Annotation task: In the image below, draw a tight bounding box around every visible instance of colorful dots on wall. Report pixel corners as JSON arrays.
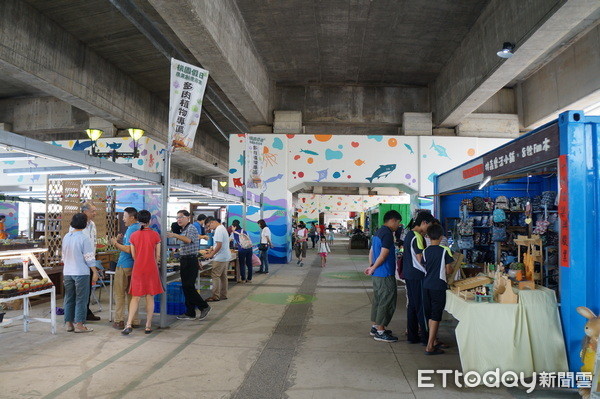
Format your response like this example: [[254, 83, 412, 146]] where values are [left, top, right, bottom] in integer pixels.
[[351, 142, 359, 148], [307, 157, 314, 164], [273, 137, 284, 150], [298, 172, 305, 178], [137, 159, 144, 165], [333, 172, 341, 178], [229, 168, 238, 174], [325, 149, 343, 160], [388, 138, 397, 147], [307, 140, 312, 144], [467, 148, 476, 156], [294, 155, 301, 160], [338, 145, 343, 149], [314, 135, 332, 142], [286, 134, 296, 139]]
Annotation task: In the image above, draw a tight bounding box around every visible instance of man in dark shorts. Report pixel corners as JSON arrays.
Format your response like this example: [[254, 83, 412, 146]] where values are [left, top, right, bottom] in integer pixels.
[[422, 223, 454, 355], [364, 210, 402, 342]]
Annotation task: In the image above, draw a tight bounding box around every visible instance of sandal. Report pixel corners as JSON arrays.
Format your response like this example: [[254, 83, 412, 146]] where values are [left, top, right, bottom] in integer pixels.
[[65, 323, 74, 332], [144, 327, 153, 334], [435, 341, 450, 349], [121, 325, 133, 335], [425, 348, 445, 355], [206, 297, 220, 302], [74, 326, 93, 333]]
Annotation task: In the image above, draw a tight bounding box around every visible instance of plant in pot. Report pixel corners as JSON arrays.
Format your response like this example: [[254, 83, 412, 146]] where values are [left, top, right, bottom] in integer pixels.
[[509, 262, 525, 281]]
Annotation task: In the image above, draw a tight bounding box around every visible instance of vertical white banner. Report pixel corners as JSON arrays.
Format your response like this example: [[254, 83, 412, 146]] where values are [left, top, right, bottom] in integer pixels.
[[168, 58, 209, 152], [245, 134, 265, 188]]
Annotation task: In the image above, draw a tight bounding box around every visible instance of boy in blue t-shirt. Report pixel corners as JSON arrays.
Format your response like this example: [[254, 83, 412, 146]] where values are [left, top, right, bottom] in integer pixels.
[[422, 223, 454, 355], [364, 210, 402, 343]]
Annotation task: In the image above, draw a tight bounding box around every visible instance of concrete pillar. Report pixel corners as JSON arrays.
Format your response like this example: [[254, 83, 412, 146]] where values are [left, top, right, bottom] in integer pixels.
[[88, 117, 116, 137], [273, 111, 302, 134], [402, 113, 432, 136], [456, 114, 520, 138]]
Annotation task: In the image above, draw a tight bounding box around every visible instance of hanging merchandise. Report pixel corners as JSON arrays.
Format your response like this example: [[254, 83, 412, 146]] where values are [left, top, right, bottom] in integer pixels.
[[458, 218, 474, 236], [509, 197, 524, 211], [484, 197, 495, 211], [458, 235, 474, 250], [472, 196, 486, 212], [493, 208, 506, 223], [541, 191, 557, 209], [492, 225, 507, 242], [495, 196, 509, 210], [461, 198, 473, 212]]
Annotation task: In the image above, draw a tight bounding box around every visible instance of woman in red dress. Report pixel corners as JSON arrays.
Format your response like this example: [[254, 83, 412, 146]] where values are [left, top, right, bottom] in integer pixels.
[[122, 210, 163, 335]]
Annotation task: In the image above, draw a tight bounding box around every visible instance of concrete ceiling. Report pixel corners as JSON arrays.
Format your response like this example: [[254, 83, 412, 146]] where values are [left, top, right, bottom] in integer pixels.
[[16, 0, 245, 143], [235, 0, 490, 85]]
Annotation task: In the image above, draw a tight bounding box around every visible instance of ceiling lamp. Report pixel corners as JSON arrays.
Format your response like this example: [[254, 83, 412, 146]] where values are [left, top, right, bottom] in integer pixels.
[[85, 128, 145, 162], [497, 42, 515, 59]]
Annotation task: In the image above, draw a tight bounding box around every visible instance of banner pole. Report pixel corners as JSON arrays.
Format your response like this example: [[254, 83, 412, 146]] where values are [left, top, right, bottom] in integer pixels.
[[159, 146, 170, 329]]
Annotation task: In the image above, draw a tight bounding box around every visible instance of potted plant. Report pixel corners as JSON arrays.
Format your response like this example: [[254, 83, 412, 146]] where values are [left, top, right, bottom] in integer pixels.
[[509, 262, 525, 281]]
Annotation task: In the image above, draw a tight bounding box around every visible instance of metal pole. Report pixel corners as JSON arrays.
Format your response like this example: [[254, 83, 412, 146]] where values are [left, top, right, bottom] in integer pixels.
[[159, 148, 171, 328], [242, 149, 247, 230]]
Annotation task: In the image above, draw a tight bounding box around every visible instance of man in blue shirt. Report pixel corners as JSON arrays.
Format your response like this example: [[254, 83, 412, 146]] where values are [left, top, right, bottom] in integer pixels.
[[364, 210, 402, 342], [110, 207, 141, 330]]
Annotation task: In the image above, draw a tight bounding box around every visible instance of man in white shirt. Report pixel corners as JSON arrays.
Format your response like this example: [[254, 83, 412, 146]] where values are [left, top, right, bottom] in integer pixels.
[[204, 216, 231, 301]]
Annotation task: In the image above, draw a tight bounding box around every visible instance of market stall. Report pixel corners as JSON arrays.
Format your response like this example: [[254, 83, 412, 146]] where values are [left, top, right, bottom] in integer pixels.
[[0, 128, 241, 330], [434, 111, 600, 372]]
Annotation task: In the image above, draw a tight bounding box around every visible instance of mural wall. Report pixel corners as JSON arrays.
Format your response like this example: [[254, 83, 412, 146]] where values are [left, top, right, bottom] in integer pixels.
[[296, 194, 410, 224], [0, 202, 18, 238], [229, 134, 509, 263]]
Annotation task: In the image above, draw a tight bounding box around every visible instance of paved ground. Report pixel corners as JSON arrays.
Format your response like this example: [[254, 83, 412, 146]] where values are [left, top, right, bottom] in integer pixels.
[[0, 236, 578, 398]]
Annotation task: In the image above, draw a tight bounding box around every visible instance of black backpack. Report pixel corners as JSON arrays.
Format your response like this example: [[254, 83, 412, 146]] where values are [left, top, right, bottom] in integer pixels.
[[472, 196, 486, 212]]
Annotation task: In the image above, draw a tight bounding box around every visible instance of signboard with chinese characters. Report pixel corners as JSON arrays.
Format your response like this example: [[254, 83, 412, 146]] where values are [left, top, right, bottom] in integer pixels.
[[483, 123, 559, 178], [558, 155, 569, 267], [168, 58, 209, 152], [245, 135, 265, 188]]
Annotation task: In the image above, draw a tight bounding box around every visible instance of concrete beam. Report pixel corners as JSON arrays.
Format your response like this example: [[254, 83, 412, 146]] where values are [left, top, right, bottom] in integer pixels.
[[147, 0, 272, 125], [433, 0, 600, 127], [0, 97, 89, 135], [277, 84, 429, 135], [402, 113, 432, 136], [0, 0, 168, 141], [519, 24, 600, 129]]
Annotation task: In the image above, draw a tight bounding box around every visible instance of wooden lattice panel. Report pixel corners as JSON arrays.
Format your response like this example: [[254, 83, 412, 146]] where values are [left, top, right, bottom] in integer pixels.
[[60, 180, 82, 238], [45, 178, 63, 266], [106, 188, 117, 250]]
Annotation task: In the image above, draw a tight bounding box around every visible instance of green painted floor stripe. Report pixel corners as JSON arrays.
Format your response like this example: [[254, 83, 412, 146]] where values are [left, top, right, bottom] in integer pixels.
[[42, 270, 281, 399]]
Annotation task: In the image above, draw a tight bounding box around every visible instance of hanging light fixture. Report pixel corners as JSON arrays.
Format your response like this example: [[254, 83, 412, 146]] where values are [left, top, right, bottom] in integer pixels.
[[85, 128, 145, 162], [496, 42, 515, 59]]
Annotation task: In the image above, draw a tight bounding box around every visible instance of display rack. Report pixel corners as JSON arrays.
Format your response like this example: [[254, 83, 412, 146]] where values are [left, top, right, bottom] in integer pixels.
[[0, 248, 56, 334]]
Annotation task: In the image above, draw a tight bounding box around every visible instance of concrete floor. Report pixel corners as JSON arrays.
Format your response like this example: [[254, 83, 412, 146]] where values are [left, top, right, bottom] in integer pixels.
[[0, 236, 579, 398]]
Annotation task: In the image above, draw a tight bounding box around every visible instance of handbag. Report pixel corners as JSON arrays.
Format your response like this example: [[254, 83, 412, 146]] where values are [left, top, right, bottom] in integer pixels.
[[258, 243, 269, 251], [251, 253, 261, 267]]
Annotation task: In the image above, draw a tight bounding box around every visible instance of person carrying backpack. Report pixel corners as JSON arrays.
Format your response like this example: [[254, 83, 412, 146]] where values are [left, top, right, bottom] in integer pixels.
[[230, 220, 254, 283]]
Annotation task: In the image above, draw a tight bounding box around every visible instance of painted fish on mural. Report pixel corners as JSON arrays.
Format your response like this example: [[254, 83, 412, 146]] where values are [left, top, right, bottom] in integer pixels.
[[427, 172, 438, 183], [354, 159, 365, 166], [233, 177, 244, 188], [404, 144, 414, 154], [262, 174, 284, 190], [30, 175, 41, 183], [107, 142, 123, 150], [72, 140, 93, 151], [28, 160, 39, 168], [314, 169, 328, 182], [430, 140, 451, 159], [366, 164, 396, 183], [300, 149, 319, 156]]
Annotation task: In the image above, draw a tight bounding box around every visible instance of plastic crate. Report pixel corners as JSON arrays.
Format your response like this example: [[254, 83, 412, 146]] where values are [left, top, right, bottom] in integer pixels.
[[154, 281, 186, 315]]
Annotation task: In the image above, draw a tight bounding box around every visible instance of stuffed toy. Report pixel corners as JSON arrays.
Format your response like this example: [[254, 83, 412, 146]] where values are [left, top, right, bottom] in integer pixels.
[[577, 306, 599, 399]]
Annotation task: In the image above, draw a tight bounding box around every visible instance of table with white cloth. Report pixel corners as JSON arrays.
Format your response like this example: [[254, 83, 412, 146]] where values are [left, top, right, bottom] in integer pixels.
[[444, 286, 569, 377]]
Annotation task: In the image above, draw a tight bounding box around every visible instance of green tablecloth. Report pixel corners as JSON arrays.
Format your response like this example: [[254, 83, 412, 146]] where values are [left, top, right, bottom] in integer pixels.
[[445, 286, 568, 377]]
